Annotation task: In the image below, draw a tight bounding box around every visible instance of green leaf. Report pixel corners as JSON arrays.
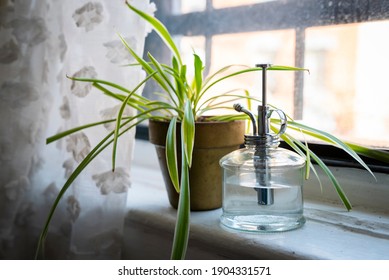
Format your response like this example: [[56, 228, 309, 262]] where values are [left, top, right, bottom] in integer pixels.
[[193, 54, 203, 98], [199, 65, 308, 105], [125, 1, 182, 65], [117, 34, 173, 96], [180, 64, 189, 100], [207, 114, 248, 122], [202, 64, 249, 87], [69, 77, 148, 111], [279, 131, 323, 191], [68, 76, 151, 113], [200, 92, 250, 108], [112, 72, 157, 171], [46, 118, 119, 144], [38, 115, 150, 258], [344, 142, 389, 164], [199, 67, 260, 102], [112, 94, 133, 172], [67, 75, 133, 96], [276, 124, 312, 180], [172, 56, 184, 106], [37, 131, 116, 259], [311, 150, 352, 210], [147, 52, 180, 106], [166, 117, 180, 193], [182, 101, 195, 166], [197, 90, 260, 116], [268, 65, 309, 72], [171, 126, 191, 260], [302, 134, 311, 180], [47, 105, 174, 146], [287, 120, 375, 179], [91, 82, 145, 107], [286, 134, 352, 210]]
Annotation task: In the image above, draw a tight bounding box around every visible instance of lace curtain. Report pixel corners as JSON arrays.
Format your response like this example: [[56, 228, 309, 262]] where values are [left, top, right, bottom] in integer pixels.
[[0, 0, 155, 259]]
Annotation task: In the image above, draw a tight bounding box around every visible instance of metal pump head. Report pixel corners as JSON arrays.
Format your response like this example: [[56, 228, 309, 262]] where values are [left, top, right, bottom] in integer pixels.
[[234, 64, 287, 206], [255, 64, 273, 205], [256, 64, 271, 137]]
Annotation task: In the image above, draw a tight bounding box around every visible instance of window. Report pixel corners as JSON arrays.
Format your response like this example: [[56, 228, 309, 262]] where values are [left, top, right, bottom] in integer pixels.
[[129, 1, 389, 261], [140, 0, 389, 170]]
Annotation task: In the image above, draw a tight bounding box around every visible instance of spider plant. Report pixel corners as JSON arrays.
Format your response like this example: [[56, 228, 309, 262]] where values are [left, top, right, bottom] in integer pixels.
[[36, 1, 389, 260]]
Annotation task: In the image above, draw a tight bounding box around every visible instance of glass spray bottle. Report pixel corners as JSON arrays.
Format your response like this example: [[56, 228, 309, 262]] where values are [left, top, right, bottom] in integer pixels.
[[220, 64, 306, 232]]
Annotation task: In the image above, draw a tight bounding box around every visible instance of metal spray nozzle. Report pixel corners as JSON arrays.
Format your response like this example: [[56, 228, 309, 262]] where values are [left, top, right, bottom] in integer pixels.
[[234, 103, 257, 135]]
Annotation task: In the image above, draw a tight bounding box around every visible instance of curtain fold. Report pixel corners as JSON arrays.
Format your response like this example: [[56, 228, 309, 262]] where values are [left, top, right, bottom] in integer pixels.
[[0, 0, 155, 259]]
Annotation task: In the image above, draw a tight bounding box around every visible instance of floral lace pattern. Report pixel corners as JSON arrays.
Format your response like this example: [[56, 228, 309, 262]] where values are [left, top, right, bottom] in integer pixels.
[[0, 82, 39, 108], [0, 38, 19, 64], [70, 66, 97, 97], [100, 105, 132, 130], [92, 168, 131, 195], [0, 0, 153, 259], [7, 17, 48, 46], [104, 38, 137, 64], [72, 2, 104, 32], [66, 133, 91, 163]]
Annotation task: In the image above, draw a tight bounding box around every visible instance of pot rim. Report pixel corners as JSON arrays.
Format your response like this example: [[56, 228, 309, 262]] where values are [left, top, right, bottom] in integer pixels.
[[148, 117, 246, 148], [149, 116, 245, 125]]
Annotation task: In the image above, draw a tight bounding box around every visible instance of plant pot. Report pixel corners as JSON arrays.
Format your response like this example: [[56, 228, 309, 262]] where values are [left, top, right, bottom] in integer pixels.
[[148, 118, 245, 211]]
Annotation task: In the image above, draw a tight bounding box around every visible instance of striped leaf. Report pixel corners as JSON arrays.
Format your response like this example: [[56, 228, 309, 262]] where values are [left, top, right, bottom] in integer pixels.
[[166, 117, 180, 193]]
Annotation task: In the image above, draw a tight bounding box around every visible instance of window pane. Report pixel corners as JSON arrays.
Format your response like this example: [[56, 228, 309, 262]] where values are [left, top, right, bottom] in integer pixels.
[[164, 1, 389, 149], [173, 0, 206, 14], [209, 30, 295, 115], [304, 21, 389, 148], [213, 0, 275, 9]]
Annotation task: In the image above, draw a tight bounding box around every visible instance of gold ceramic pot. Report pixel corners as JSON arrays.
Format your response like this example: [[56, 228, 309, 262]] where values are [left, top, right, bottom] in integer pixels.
[[149, 118, 245, 210]]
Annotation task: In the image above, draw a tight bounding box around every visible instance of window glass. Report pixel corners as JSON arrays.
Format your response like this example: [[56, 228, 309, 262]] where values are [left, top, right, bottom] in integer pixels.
[[213, 0, 276, 9], [173, 0, 206, 14], [304, 21, 389, 148], [210, 30, 295, 114], [174, 0, 276, 12], [162, 0, 389, 149], [180, 30, 295, 116]]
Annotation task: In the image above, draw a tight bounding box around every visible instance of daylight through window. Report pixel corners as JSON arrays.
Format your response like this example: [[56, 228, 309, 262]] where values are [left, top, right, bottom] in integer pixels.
[[145, 0, 389, 149]]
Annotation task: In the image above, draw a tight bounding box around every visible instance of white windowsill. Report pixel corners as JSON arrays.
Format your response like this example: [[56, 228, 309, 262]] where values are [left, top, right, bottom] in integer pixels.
[[122, 140, 389, 260]]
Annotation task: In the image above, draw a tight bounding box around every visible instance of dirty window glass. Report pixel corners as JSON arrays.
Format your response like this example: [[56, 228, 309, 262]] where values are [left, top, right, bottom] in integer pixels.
[[154, 0, 389, 148]]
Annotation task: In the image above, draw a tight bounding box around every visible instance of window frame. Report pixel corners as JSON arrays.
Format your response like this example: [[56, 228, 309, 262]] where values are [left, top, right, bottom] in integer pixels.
[[137, 0, 389, 174]]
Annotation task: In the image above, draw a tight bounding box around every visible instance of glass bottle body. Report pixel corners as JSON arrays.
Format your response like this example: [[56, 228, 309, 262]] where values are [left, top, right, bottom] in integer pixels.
[[220, 144, 305, 232]]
